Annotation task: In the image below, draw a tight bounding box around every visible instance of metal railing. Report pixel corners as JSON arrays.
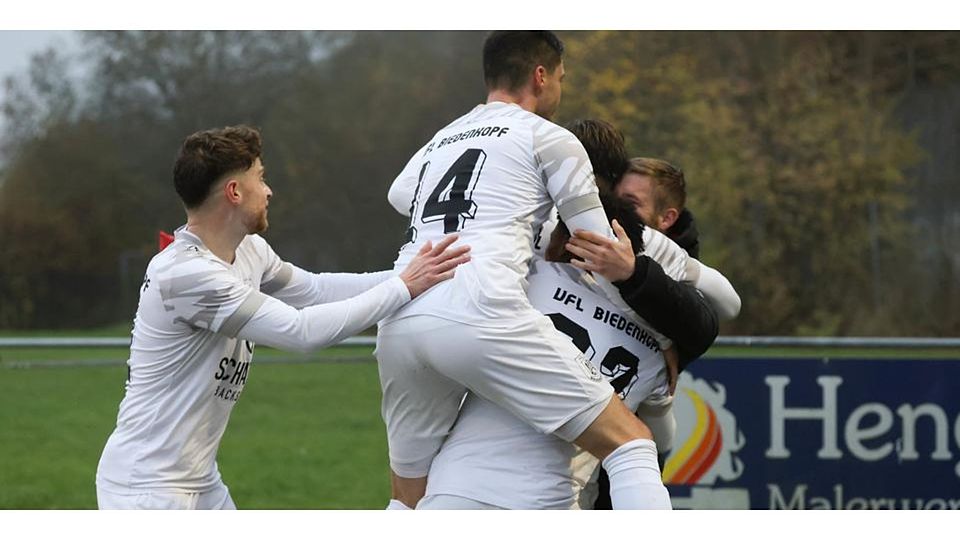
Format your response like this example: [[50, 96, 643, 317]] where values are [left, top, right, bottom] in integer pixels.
[[1, 336, 959, 349], [2, 335, 956, 370]]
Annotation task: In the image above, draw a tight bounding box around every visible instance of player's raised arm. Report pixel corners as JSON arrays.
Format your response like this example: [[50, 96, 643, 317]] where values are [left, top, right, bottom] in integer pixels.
[[689, 262, 741, 321], [536, 122, 615, 241], [572, 219, 741, 321], [533, 122, 664, 342]]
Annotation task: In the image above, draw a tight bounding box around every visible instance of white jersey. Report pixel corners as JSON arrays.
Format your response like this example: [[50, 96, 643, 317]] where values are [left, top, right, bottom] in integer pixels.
[[96, 229, 288, 492], [424, 259, 669, 509], [97, 227, 405, 493], [385, 101, 603, 326]]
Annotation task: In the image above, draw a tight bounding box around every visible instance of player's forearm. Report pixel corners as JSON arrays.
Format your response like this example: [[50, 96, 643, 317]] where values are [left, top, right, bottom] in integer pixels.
[[268, 265, 396, 307], [557, 196, 614, 241], [236, 276, 411, 353], [614, 255, 719, 365], [691, 262, 741, 321], [640, 227, 741, 321]]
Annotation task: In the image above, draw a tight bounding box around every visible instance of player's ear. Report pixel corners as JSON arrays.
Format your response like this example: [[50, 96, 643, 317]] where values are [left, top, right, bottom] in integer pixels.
[[660, 207, 680, 231], [223, 178, 242, 206], [533, 65, 547, 94]]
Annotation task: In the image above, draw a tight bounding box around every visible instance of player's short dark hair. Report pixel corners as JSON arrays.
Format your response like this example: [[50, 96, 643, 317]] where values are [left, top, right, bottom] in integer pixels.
[[622, 157, 687, 213], [557, 193, 645, 254], [173, 125, 263, 209], [566, 119, 629, 190], [483, 31, 564, 92]]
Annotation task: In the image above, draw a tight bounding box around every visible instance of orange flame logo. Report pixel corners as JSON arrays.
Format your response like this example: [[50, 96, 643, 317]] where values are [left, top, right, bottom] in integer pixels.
[[663, 388, 723, 484]]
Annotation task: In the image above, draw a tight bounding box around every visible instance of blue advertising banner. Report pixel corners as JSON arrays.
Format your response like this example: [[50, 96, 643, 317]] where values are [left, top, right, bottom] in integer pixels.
[[665, 358, 960, 509]]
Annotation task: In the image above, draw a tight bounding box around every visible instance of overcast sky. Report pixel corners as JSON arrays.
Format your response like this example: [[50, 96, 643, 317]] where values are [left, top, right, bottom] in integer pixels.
[[0, 31, 79, 134], [0, 30, 77, 83]]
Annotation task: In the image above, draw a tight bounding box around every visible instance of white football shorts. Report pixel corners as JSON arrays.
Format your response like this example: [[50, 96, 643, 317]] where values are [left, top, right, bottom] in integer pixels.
[[418, 494, 506, 510], [96, 480, 236, 510], [376, 313, 614, 478]]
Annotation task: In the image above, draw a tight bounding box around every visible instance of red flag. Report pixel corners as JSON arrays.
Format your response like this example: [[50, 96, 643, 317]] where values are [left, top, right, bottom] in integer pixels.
[[158, 230, 175, 252]]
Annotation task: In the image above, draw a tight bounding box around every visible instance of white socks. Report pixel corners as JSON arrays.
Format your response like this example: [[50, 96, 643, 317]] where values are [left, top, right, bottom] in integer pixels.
[[385, 499, 412, 510], [601, 438, 673, 509]]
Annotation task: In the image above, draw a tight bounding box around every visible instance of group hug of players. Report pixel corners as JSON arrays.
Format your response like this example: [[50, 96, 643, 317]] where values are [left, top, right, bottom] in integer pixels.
[[94, 31, 740, 510]]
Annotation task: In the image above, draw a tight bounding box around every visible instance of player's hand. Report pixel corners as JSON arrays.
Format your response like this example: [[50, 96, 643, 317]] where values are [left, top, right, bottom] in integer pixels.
[[565, 220, 636, 282], [664, 345, 679, 396], [399, 234, 471, 299]]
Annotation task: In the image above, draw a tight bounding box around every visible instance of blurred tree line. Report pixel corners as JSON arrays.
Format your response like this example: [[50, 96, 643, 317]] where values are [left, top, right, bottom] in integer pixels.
[[0, 31, 957, 336]]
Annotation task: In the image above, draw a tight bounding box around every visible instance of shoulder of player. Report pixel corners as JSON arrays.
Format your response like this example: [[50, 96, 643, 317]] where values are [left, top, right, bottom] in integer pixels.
[[530, 118, 576, 143], [148, 241, 237, 294], [238, 234, 287, 274], [525, 119, 582, 160], [238, 233, 271, 257]]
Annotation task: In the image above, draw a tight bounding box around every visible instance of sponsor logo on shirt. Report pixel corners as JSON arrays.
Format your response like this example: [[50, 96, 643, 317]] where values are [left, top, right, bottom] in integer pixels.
[[576, 352, 602, 382], [212, 341, 254, 402]]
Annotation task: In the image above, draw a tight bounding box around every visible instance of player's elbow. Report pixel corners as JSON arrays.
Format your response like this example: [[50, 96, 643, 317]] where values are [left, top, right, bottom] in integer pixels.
[[387, 183, 411, 216], [695, 264, 741, 322], [715, 292, 741, 321]]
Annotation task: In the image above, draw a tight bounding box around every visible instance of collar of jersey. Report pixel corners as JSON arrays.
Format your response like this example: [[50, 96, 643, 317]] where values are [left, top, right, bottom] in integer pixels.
[[483, 100, 522, 112], [174, 225, 243, 268]]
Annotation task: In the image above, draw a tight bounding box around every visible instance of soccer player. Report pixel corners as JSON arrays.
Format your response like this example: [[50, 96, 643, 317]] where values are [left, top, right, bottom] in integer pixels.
[[569, 150, 739, 508], [94, 125, 470, 510], [377, 31, 672, 510], [417, 195, 712, 509], [616, 158, 701, 258], [530, 119, 737, 509]]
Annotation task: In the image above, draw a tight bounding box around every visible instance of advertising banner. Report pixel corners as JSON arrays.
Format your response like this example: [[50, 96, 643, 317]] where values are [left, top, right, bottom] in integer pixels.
[[666, 358, 960, 510]]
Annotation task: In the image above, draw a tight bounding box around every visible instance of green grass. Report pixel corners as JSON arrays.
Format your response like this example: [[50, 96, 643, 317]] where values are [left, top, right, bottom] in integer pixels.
[[0, 359, 390, 509], [0, 364, 126, 508], [220, 362, 390, 509], [2, 338, 958, 509], [0, 345, 372, 365]]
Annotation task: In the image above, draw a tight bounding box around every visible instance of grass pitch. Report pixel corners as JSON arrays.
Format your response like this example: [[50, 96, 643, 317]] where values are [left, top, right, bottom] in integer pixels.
[[0, 355, 390, 509], [2, 330, 958, 509]]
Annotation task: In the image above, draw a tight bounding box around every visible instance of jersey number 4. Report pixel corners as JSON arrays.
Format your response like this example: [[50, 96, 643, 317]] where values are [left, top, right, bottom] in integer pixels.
[[406, 148, 486, 242]]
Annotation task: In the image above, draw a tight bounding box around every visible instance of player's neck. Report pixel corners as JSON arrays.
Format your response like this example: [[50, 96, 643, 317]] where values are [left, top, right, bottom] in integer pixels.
[[486, 89, 537, 114], [184, 209, 246, 265]]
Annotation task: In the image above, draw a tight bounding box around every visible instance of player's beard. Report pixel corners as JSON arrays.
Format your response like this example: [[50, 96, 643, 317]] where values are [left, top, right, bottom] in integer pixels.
[[244, 208, 269, 234]]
